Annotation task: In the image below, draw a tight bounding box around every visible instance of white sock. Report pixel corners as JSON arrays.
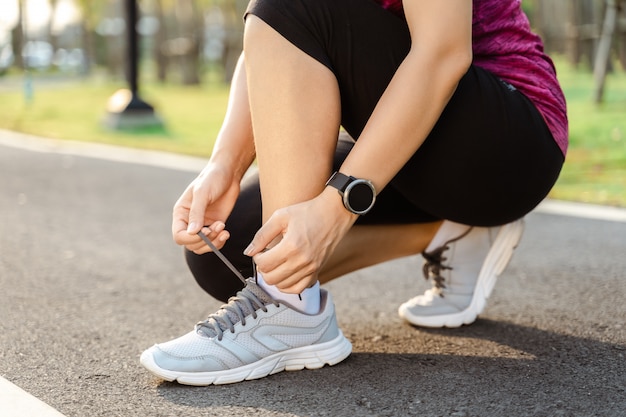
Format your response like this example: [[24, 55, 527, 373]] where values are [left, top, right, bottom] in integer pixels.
[[425, 221, 472, 253], [256, 272, 321, 315]]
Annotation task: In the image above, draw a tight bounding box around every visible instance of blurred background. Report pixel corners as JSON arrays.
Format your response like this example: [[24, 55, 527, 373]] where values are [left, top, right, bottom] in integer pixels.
[[0, 0, 625, 206], [0, 0, 248, 83], [0, 1, 623, 91]]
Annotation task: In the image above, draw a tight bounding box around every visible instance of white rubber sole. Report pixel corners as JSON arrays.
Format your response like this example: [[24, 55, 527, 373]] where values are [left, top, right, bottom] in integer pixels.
[[399, 219, 525, 328], [140, 331, 352, 386]]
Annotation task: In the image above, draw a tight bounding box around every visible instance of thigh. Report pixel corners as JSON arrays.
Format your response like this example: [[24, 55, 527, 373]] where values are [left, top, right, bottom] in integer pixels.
[[245, 0, 411, 136]]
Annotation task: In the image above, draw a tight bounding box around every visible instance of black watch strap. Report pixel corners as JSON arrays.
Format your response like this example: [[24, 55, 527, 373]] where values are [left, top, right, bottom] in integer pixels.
[[325, 172, 353, 192], [325, 171, 376, 215]]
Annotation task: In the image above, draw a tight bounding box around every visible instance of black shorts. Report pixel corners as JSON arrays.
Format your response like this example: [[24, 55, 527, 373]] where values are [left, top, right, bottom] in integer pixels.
[[186, 0, 565, 301]]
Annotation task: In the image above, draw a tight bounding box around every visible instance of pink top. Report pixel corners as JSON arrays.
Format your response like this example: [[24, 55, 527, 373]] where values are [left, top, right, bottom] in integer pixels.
[[376, 0, 568, 156]]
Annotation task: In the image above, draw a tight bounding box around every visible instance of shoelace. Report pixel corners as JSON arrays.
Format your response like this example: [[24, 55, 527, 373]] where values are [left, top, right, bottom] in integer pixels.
[[195, 282, 279, 340], [195, 231, 278, 340], [197, 230, 247, 285], [421, 227, 473, 295]]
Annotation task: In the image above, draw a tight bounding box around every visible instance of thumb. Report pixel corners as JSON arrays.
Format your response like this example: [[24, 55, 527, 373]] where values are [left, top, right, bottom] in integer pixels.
[[187, 192, 209, 234], [243, 211, 286, 257]]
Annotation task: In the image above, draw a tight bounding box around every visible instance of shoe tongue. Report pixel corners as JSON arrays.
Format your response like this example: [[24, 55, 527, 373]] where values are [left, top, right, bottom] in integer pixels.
[[222, 278, 275, 321], [197, 278, 275, 338], [244, 277, 275, 304]]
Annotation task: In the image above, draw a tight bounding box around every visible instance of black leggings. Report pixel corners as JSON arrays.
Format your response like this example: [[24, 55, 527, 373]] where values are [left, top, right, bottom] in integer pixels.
[[186, 0, 565, 302]]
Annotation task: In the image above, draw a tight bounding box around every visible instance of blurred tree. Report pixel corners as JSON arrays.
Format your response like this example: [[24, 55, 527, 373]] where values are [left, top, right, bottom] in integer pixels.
[[152, 0, 169, 82], [47, 0, 60, 53], [219, 0, 247, 82], [102, 0, 126, 78], [72, 0, 108, 74], [11, 0, 24, 70], [593, 0, 623, 102], [174, 0, 202, 84], [154, 0, 202, 84], [530, 0, 625, 72], [151, 0, 247, 84], [78, 0, 96, 74]]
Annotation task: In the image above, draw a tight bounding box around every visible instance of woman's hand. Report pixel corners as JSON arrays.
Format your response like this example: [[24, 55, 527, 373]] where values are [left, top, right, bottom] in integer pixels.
[[244, 187, 357, 294], [172, 163, 241, 254]]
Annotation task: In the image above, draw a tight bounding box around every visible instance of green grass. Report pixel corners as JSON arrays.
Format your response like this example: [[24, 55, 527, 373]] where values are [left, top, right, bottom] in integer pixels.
[[0, 76, 230, 158], [0, 58, 625, 206], [551, 59, 626, 206]]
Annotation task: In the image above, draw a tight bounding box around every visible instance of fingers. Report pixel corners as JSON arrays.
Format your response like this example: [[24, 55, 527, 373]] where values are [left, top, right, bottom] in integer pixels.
[[256, 243, 318, 281], [171, 166, 241, 255], [255, 250, 318, 294], [247, 209, 323, 293], [174, 221, 230, 254], [172, 184, 199, 245], [187, 183, 211, 234], [278, 277, 318, 294], [243, 210, 287, 257], [187, 226, 230, 254], [172, 209, 191, 244]]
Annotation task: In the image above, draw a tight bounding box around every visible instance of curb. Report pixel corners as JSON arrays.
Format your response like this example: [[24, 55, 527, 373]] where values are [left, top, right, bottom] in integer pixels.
[[0, 377, 66, 417]]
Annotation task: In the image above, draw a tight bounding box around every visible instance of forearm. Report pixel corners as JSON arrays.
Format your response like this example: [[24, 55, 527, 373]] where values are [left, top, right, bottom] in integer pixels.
[[209, 53, 256, 182], [337, 1, 472, 193], [339, 50, 470, 191]]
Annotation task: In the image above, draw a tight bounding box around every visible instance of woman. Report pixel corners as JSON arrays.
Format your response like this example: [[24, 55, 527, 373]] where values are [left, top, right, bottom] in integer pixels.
[[140, 0, 567, 385]]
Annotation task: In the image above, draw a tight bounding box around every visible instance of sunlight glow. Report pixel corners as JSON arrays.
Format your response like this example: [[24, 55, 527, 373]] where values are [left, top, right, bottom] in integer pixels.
[[0, 0, 19, 31], [24, 0, 52, 32], [52, 0, 82, 34]]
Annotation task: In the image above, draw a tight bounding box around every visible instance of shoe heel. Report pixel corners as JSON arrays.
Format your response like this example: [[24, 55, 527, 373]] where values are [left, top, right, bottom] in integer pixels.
[[479, 219, 525, 300], [493, 219, 525, 276], [472, 219, 525, 319]]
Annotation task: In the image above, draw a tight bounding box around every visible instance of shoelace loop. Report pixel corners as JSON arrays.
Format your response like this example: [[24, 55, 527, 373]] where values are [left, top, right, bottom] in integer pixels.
[[195, 285, 279, 341], [422, 246, 452, 291], [420, 226, 473, 296]]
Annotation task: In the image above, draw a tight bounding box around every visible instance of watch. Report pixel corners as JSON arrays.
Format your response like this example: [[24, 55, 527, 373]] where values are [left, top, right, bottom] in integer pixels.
[[325, 172, 376, 215]]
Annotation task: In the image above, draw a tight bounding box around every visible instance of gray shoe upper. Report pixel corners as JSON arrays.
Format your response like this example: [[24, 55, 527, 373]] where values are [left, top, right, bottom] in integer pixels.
[[196, 277, 279, 339], [147, 278, 342, 373]]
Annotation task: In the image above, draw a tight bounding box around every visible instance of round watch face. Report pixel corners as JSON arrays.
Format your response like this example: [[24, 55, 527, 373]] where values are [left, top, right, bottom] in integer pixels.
[[345, 180, 375, 214]]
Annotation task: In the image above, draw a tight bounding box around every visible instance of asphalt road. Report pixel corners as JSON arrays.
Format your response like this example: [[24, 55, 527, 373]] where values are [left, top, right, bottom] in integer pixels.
[[1, 132, 625, 417]]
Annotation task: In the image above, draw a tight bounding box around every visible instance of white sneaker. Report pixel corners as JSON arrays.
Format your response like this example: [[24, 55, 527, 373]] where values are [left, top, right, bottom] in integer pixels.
[[140, 278, 352, 385], [398, 219, 524, 328]]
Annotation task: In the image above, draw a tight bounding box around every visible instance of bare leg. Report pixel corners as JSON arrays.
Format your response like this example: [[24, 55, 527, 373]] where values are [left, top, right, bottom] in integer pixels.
[[244, 17, 443, 287], [244, 16, 341, 221], [319, 221, 442, 283]]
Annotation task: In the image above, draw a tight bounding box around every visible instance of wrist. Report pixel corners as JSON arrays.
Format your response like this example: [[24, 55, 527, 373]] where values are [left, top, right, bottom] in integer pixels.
[[207, 151, 251, 183], [325, 171, 376, 215], [209, 130, 255, 182], [320, 186, 360, 223]]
